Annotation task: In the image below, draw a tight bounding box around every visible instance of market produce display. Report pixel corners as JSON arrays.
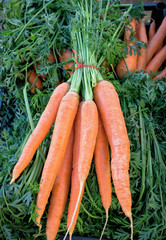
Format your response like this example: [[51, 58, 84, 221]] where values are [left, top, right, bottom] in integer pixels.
[[0, 1, 166, 240]]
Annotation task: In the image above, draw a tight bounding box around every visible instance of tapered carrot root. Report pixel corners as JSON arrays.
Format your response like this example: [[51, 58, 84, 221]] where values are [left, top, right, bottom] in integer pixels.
[[148, 20, 156, 43], [94, 114, 112, 240], [146, 17, 166, 64], [94, 80, 132, 219], [10, 82, 70, 184], [95, 114, 112, 210], [36, 91, 79, 227], [145, 45, 166, 74], [137, 21, 148, 71], [64, 100, 98, 240], [67, 102, 85, 237], [46, 128, 74, 240]]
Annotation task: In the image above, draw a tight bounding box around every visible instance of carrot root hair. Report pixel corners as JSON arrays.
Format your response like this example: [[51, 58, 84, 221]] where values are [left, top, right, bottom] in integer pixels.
[[130, 216, 133, 240], [63, 182, 84, 240], [100, 208, 109, 240]]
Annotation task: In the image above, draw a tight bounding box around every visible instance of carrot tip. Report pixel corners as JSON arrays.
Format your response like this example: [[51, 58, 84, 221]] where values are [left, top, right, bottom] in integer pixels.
[[10, 177, 15, 185], [34, 223, 42, 238]]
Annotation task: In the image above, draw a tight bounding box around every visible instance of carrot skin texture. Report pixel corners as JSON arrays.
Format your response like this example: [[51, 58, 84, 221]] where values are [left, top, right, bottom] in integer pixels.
[[94, 80, 132, 219], [46, 128, 74, 240], [94, 114, 112, 211], [36, 91, 79, 226], [67, 102, 85, 236], [153, 67, 166, 80], [137, 21, 148, 70], [148, 20, 156, 43], [10, 82, 70, 184], [78, 100, 98, 183], [146, 17, 166, 64], [145, 45, 166, 74]]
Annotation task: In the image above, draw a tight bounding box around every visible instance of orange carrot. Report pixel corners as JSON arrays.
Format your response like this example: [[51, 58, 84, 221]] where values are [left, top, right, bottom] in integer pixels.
[[148, 20, 156, 43], [67, 102, 85, 238], [64, 100, 98, 239], [136, 20, 140, 40], [146, 17, 166, 64], [26, 70, 43, 94], [10, 82, 70, 184], [36, 91, 79, 227], [58, 49, 74, 75], [116, 18, 137, 78], [145, 45, 166, 74], [124, 17, 136, 41], [94, 114, 112, 240], [153, 67, 166, 80], [46, 127, 74, 240], [94, 80, 133, 238], [137, 21, 148, 71]]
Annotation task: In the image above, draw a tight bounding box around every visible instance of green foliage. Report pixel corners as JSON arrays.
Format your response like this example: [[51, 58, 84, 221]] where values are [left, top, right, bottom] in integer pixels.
[[0, 1, 165, 240]]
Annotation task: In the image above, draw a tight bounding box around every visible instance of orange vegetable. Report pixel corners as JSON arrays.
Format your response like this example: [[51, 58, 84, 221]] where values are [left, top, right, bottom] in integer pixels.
[[148, 20, 156, 43], [94, 80, 133, 238], [65, 100, 98, 239], [46, 127, 74, 240], [58, 49, 74, 75], [116, 18, 137, 78], [10, 82, 70, 184], [26, 70, 43, 94], [36, 91, 79, 227], [146, 17, 166, 64], [145, 45, 166, 74], [137, 21, 148, 71], [94, 114, 112, 240], [67, 102, 85, 238]]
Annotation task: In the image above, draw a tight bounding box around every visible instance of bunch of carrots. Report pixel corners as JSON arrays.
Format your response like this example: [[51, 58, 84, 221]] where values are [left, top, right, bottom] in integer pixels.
[[10, 1, 135, 240], [116, 16, 166, 80]]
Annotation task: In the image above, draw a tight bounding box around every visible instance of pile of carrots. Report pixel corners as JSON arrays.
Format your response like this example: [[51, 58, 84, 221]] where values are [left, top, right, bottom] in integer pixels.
[[10, 4, 166, 240], [116, 17, 166, 80]]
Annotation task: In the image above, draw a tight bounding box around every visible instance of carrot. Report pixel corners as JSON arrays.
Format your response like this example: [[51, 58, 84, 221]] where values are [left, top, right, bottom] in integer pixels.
[[146, 16, 166, 64], [36, 91, 79, 227], [145, 45, 166, 74], [46, 127, 74, 240], [67, 102, 85, 238], [26, 70, 43, 94], [94, 114, 112, 240], [137, 21, 148, 71], [148, 20, 156, 43], [58, 49, 74, 75], [94, 80, 133, 239], [10, 82, 70, 184], [152, 67, 166, 80], [116, 18, 137, 78], [64, 100, 98, 240], [136, 20, 140, 40], [33, 50, 56, 79], [124, 17, 136, 41]]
